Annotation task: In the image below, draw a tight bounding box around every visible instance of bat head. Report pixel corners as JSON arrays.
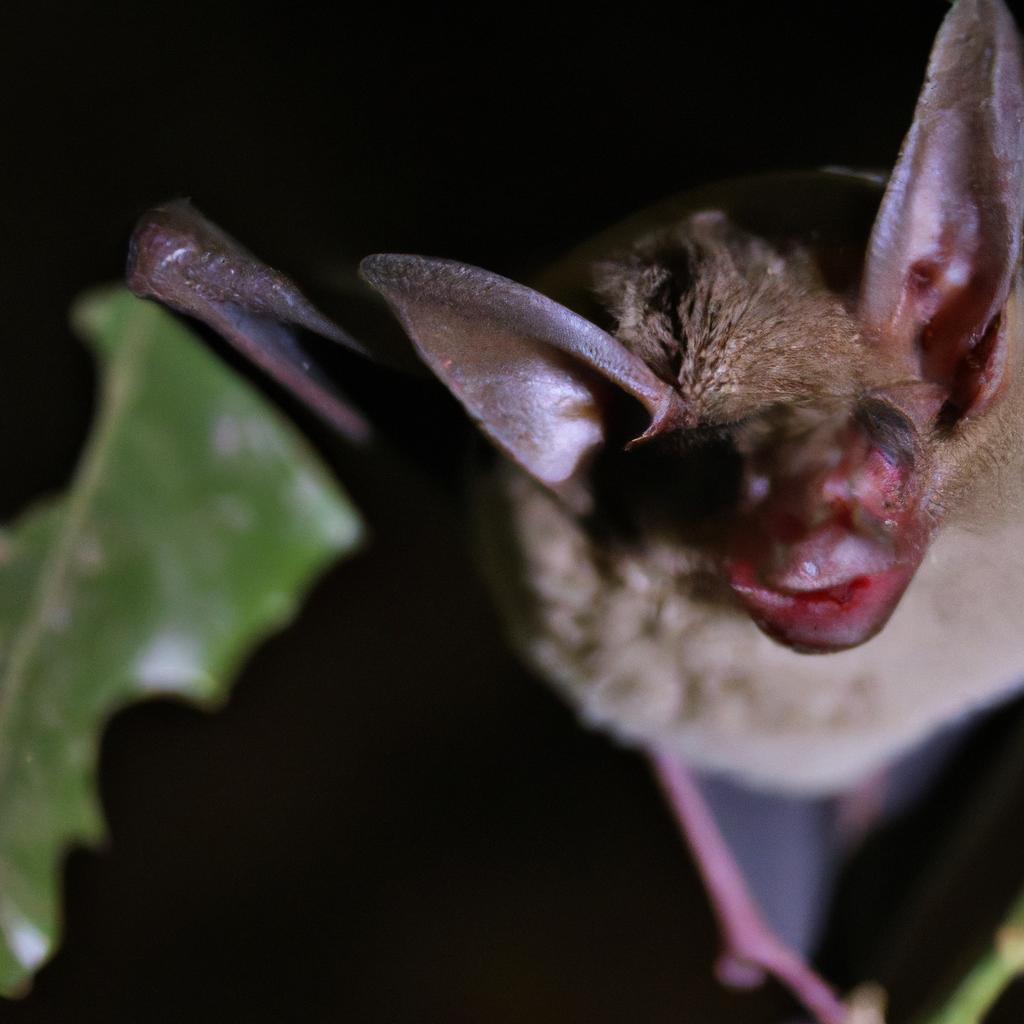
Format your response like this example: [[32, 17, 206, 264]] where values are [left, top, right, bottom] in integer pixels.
[[363, 0, 1024, 655]]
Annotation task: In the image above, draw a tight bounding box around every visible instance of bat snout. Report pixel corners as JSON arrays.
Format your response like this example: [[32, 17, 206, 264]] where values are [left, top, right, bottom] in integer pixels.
[[723, 414, 929, 653]]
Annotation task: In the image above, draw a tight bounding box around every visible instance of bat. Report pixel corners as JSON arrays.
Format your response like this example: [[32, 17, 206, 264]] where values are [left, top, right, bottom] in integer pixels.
[[125, 1, 1024, 1019]]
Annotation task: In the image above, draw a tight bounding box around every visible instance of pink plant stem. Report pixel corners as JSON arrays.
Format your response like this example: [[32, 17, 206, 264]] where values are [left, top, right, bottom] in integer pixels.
[[651, 753, 849, 1024]]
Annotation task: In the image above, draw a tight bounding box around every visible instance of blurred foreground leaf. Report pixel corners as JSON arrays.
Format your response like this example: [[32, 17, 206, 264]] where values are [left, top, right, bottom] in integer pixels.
[[920, 885, 1024, 1024], [0, 288, 362, 994]]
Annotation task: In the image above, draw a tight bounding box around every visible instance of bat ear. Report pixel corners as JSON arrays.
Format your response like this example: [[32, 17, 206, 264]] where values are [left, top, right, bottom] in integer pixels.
[[360, 254, 684, 500], [861, 0, 1024, 417], [127, 200, 376, 443]]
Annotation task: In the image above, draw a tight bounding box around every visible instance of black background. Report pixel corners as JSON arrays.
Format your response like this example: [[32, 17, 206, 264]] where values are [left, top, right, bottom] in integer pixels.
[[3, 2, 1024, 1021]]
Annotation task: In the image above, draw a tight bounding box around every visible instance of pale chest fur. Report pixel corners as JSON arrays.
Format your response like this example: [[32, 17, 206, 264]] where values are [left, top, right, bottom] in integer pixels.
[[477, 462, 1024, 795]]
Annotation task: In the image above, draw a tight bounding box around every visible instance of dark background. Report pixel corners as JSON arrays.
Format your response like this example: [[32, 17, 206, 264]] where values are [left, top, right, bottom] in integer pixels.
[[3, 2, 1024, 1021]]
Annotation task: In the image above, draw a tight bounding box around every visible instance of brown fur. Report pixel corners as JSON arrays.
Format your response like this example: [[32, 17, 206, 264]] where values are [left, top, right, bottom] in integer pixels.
[[477, 457, 1024, 794], [592, 212, 889, 425], [474, 210, 1024, 794]]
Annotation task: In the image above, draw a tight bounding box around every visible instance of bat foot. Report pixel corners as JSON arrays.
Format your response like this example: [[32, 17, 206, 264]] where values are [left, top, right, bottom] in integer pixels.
[[652, 754, 852, 1024], [714, 952, 766, 989], [716, 920, 850, 1024]]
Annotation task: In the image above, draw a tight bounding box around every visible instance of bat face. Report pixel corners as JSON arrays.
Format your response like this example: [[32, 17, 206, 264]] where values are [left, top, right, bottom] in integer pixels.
[[362, 0, 1024, 662], [582, 209, 932, 655], [127, 0, 1024, 790]]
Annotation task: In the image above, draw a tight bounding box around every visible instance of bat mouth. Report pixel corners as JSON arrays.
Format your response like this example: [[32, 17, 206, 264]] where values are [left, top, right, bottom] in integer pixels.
[[718, 399, 930, 654], [725, 558, 919, 653]]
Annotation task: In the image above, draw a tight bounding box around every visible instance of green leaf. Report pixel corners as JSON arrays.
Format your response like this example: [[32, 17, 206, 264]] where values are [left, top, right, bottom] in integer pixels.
[[919, 886, 1024, 1024], [0, 288, 362, 994]]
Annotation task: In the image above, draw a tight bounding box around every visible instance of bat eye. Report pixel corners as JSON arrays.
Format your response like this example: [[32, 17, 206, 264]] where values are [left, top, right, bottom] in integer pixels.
[[851, 446, 909, 521], [850, 400, 918, 521]]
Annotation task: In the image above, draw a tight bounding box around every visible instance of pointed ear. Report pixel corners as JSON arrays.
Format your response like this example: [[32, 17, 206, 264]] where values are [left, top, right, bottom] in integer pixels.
[[360, 255, 682, 495], [860, 0, 1024, 415], [127, 200, 376, 443]]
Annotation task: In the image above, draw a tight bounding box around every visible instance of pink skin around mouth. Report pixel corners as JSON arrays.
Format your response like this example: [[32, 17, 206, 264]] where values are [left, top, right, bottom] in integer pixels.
[[726, 557, 921, 654], [723, 412, 931, 653]]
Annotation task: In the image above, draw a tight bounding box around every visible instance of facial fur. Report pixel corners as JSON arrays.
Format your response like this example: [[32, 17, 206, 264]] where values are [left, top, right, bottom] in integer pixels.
[[592, 211, 894, 427], [472, 208, 1024, 791]]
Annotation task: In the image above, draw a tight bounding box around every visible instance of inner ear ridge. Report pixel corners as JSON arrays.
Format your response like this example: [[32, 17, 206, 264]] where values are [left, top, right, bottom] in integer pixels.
[[861, 0, 1024, 415]]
